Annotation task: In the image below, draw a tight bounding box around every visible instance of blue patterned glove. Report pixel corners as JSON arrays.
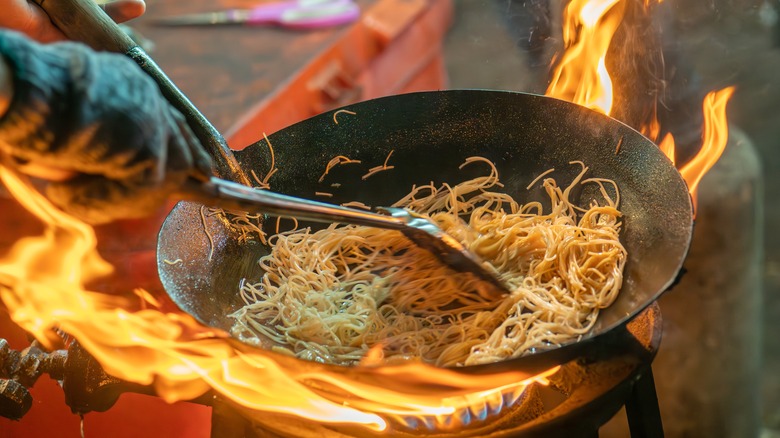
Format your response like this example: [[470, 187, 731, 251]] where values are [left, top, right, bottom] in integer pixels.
[[0, 30, 212, 223]]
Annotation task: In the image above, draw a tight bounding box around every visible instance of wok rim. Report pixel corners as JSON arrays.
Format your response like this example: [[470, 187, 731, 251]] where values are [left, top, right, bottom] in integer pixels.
[[157, 89, 694, 375]]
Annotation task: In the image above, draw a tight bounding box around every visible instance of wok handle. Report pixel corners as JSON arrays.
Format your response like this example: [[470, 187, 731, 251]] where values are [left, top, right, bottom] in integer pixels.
[[31, 0, 251, 186]]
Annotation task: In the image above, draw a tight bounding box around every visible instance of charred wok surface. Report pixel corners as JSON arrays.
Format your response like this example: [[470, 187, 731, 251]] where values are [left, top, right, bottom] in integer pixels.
[[158, 90, 691, 375]]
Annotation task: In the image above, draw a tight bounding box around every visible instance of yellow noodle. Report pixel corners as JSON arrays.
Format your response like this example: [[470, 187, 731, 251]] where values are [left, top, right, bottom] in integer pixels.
[[200, 206, 214, 262], [361, 165, 395, 180], [262, 132, 276, 187], [383, 150, 394, 167], [526, 168, 556, 190], [361, 150, 396, 180], [230, 159, 626, 367], [333, 109, 357, 124], [319, 156, 362, 183], [274, 217, 300, 235], [249, 169, 268, 189], [340, 201, 371, 210]]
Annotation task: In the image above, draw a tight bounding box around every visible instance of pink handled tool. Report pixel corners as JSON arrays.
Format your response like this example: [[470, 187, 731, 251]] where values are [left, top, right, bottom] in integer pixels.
[[154, 0, 360, 30]]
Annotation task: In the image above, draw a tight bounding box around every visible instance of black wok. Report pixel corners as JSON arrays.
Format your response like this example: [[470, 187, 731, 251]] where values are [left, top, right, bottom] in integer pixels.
[[33, 0, 692, 377], [157, 90, 694, 376], [35, 0, 692, 378]]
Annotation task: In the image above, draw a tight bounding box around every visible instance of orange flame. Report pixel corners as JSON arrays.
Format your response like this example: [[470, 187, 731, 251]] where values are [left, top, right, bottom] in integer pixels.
[[546, 0, 734, 208], [640, 115, 662, 143], [680, 87, 736, 210], [658, 132, 676, 165], [546, 0, 626, 115], [640, 87, 734, 210], [0, 166, 558, 432]]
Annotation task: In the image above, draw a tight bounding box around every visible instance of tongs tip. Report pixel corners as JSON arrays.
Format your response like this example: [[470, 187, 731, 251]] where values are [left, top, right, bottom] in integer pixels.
[[379, 207, 512, 297]]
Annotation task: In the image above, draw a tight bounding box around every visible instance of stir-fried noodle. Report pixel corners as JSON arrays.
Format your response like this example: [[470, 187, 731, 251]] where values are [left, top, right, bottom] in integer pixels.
[[230, 158, 626, 367]]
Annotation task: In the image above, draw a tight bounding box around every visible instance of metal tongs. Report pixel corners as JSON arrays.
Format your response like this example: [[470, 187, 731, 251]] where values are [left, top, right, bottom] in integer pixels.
[[180, 177, 512, 296]]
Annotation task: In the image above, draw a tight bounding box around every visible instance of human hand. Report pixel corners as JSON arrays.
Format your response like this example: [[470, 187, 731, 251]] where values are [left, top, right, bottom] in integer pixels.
[[0, 30, 212, 224], [1, 0, 146, 42]]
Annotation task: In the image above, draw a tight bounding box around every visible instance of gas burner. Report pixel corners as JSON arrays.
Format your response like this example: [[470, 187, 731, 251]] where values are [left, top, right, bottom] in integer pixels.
[[217, 303, 664, 437], [0, 339, 66, 419], [390, 380, 540, 432]]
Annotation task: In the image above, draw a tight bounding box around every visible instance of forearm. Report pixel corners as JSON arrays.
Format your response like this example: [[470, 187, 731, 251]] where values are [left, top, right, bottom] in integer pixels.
[[0, 56, 12, 121]]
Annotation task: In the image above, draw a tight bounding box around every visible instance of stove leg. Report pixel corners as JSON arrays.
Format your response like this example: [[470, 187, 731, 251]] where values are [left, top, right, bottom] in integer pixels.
[[625, 367, 664, 438]]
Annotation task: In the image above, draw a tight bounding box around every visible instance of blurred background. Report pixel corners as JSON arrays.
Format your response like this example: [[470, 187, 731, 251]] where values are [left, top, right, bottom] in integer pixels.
[[1, 0, 778, 436]]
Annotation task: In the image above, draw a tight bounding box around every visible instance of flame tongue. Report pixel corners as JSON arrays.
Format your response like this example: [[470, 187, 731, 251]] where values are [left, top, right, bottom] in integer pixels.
[[0, 167, 113, 346], [545, 0, 735, 209], [680, 86, 736, 210], [546, 0, 627, 114], [0, 167, 383, 430]]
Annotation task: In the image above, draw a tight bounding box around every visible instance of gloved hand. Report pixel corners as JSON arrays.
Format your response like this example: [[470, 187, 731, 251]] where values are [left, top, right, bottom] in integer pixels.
[[0, 30, 213, 223]]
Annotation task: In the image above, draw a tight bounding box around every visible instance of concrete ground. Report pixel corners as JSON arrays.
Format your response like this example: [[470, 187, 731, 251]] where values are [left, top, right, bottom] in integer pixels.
[[443, 0, 780, 434]]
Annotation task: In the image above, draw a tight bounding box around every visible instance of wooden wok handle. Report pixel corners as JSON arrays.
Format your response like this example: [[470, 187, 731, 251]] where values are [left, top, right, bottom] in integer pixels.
[[32, 0, 136, 52], [31, 0, 252, 186]]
